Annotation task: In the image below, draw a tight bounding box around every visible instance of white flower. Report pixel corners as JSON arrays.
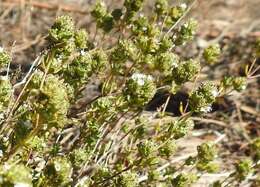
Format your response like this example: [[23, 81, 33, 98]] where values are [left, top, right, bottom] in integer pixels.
[[241, 85, 246, 90], [156, 4, 161, 8], [180, 3, 187, 10], [80, 50, 86, 56], [14, 183, 31, 187], [131, 73, 153, 86], [200, 105, 212, 113], [54, 162, 61, 171], [0, 46, 3, 53], [212, 89, 219, 97]]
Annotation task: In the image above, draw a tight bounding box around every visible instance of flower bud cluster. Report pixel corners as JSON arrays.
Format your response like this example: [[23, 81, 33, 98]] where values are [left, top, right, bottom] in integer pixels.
[[172, 59, 200, 84], [43, 157, 72, 186], [220, 76, 247, 92], [123, 73, 156, 107], [0, 78, 12, 112], [203, 44, 221, 65], [196, 142, 219, 173], [0, 164, 32, 186], [91, 2, 114, 32], [28, 72, 69, 127], [189, 81, 218, 113], [0, 47, 11, 69]]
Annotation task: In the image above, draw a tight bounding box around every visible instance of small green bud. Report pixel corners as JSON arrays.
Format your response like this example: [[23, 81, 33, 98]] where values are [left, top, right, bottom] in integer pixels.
[[235, 159, 253, 181], [48, 15, 75, 43], [196, 161, 219, 173], [69, 148, 89, 169], [29, 73, 69, 128], [136, 35, 159, 54], [123, 73, 156, 107], [172, 59, 200, 85], [110, 39, 138, 65], [168, 4, 187, 24], [171, 173, 197, 187], [167, 118, 194, 139], [185, 156, 197, 166], [91, 1, 107, 19], [159, 36, 174, 52], [26, 136, 46, 153], [91, 49, 108, 71], [44, 157, 72, 186], [148, 170, 161, 181], [0, 47, 11, 68], [197, 142, 217, 163], [0, 164, 32, 186], [90, 96, 118, 119], [159, 139, 177, 157], [174, 19, 198, 45], [220, 76, 234, 90], [131, 16, 150, 36], [155, 52, 179, 76], [232, 77, 247, 92], [189, 81, 218, 113], [155, 0, 168, 16], [14, 111, 33, 143], [115, 171, 138, 187], [63, 53, 92, 88], [203, 44, 221, 65], [137, 140, 156, 157], [0, 78, 12, 112], [74, 29, 89, 49]]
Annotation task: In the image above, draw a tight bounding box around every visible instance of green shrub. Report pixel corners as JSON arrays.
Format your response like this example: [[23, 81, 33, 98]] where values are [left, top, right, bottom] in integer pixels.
[[0, 1, 257, 186]]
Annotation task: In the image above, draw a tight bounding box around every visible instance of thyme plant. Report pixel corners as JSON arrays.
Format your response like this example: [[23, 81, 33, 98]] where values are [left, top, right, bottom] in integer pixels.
[[0, 1, 258, 186]]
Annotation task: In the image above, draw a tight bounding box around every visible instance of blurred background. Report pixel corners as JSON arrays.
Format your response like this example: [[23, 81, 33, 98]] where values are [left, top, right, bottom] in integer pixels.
[[0, 0, 260, 65]]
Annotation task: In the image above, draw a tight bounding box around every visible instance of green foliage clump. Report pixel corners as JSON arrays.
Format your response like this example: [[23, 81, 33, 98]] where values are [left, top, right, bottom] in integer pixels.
[[0, 48, 11, 68], [0, 1, 256, 186], [123, 73, 156, 107], [137, 140, 156, 157], [29, 73, 69, 127], [189, 81, 218, 113], [48, 15, 75, 43], [171, 173, 198, 187], [154, 0, 168, 16], [43, 157, 72, 186], [203, 44, 221, 64], [156, 52, 179, 76], [197, 142, 217, 162], [250, 138, 260, 161], [0, 78, 12, 112], [115, 171, 138, 187], [167, 118, 194, 139], [91, 2, 114, 32], [196, 142, 219, 173], [74, 29, 89, 49], [220, 76, 247, 92], [174, 19, 198, 45], [234, 159, 253, 181], [0, 164, 32, 186], [172, 59, 200, 85]]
